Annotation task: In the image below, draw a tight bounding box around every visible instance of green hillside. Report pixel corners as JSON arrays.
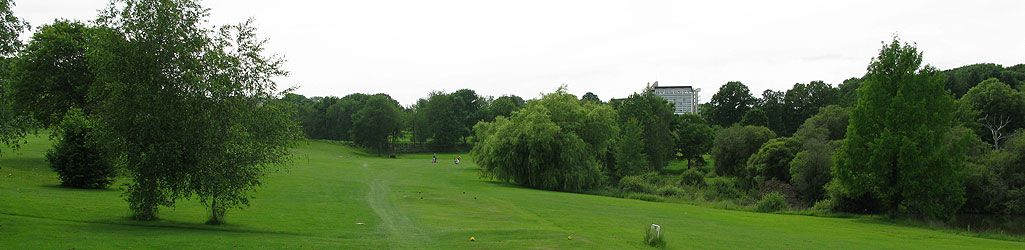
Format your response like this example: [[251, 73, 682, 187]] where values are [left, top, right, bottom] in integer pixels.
[[1, 135, 1022, 249]]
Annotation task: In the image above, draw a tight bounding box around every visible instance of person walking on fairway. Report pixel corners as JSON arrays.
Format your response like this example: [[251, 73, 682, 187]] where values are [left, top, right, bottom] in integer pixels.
[[432, 153, 437, 163]]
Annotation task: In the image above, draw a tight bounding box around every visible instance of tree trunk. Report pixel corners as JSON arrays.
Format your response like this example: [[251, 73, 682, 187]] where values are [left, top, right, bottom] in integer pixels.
[[211, 196, 218, 224]]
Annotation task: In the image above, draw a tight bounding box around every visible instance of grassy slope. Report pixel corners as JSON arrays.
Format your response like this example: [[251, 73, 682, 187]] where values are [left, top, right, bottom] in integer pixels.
[[1, 135, 1022, 249]]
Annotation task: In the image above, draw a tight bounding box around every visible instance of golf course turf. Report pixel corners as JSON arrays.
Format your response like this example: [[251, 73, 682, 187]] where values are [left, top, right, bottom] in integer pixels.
[[1, 135, 1023, 249]]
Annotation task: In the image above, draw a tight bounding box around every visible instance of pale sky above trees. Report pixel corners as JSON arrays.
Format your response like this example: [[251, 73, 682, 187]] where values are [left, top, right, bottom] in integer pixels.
[[16, 0, 1025, 105]]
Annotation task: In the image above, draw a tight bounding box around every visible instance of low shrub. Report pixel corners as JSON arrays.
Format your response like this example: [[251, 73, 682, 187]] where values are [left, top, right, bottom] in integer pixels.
[[680, 168, 705, 186], [655, 185, 686, 197], [757, 178, 799, 207], [703, 176, 742, 201], [811, 198, 835, 212], [756, 192, 788, 212], [620, 175, 655, 193], [626, 192, 665, 202], [47, 110, 115, 189]]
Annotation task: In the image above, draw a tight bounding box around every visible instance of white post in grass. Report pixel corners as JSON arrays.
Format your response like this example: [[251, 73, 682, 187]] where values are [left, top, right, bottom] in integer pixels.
[[651, 224, 661, 237]]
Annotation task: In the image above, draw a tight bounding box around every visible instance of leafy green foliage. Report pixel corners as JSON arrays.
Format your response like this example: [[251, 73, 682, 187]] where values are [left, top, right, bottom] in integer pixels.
[[944, 63, 1025, 98], [837, 77, 863, 107], [740, 108, 768, 127], [711, 125, 775, 177], [781, 81, 840, 136], [615, 91, 675, 171], [704, 176, 742, 201], [581, 92, 601, 103], [90, 0, 302, 221], [613, 118, 648, 179], [488, 95, 525, 119], [46, 109, 114, 189], [971, 132, 1025, 215], [707, 81, 756, 127], [672, 114, 714, 166], [832, 37, 965, 219], [794, 105, 850, 142], [680, 168, 705, 186], [353, 95, 401, 156], [789, 140, 835, 205], [9, 19, 94, 127], [424, 91, 464, 149], [0, 0, 29, 56], [0, 0, 32, 162], [655, 185, 685, 197], [756, 192, 788, 212], [960, 78, 1025, 150], [756, 90, 788, 135], [746, 137, 801, 185], [619, 175, 655, 193], [472, 88, 616, 192]]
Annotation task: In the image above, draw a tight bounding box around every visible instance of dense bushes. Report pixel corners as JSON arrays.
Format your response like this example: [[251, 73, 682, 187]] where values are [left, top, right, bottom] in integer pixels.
[[704, 177, 743, 201], [711, 125, 775, 177], [46, 110, 114, 189], [680, 168, 705, 186], [619, 175, 655, 193], [756, 192, 788, 212]]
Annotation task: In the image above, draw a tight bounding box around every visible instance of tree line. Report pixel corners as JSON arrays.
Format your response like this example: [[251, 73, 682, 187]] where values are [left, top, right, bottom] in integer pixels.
[[284, 89, 527, 153], [471, 38, 1025, 221]]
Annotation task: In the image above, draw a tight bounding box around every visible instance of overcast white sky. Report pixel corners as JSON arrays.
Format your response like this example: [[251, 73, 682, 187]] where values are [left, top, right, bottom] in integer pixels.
[[15, 0, 1025, 106]]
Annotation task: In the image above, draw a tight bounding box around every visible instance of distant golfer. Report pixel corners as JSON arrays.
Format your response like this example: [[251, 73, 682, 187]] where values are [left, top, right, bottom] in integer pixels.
[[432, 153, 437, 163], [455, 156, 461, 165]]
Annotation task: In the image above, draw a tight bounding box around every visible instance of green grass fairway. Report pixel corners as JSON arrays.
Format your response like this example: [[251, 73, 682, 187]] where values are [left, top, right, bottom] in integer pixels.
[[2, 135, 1023, 249]]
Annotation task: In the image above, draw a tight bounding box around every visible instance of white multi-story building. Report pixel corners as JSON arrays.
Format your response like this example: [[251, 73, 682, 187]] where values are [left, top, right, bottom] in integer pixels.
[[651, 82, 700, 115]]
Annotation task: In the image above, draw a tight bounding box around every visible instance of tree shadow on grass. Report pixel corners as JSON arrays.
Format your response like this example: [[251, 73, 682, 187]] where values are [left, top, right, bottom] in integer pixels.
[[38, 184, 119, 192]]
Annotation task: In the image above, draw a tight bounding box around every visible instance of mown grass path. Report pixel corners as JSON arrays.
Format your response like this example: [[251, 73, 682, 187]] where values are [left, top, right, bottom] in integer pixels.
[[1, 135, 1023, 249]]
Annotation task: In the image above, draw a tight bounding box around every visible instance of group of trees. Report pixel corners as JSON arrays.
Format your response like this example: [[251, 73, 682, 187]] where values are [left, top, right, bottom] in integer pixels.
[[704, 38, 1025, 220], [284, 93, 401, 156], [0, 0, 302, 224], [705, 80, 841, 137], [472, 85, 717, 192], [288, 89, 527, 153]]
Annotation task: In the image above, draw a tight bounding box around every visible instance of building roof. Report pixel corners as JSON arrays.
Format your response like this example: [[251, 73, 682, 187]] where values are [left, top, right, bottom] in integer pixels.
[[653, 85, 693, 89]]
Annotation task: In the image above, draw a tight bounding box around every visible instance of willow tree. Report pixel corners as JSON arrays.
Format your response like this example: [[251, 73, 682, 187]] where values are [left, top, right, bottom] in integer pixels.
[[832, 38, 965, 219], [472, 87, 617, 192], [91, 0, 301, 222]]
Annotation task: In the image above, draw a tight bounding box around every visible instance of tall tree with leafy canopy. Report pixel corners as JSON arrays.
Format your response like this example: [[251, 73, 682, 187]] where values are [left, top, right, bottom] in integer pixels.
[[757, 89, 787, 135], [489, 95, 524, 119], [673, 114, 714, 166], [9, 19, 95, 127], [0, 0, 32, 161], [424, 91, 462, 149], [353, 94, 400, 156], [616, 91, 675, 171], [91, 0, 302, 222], [832, 38, 965, 219], [783, 81, 839, 136], [707, 81, 756, 127]]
